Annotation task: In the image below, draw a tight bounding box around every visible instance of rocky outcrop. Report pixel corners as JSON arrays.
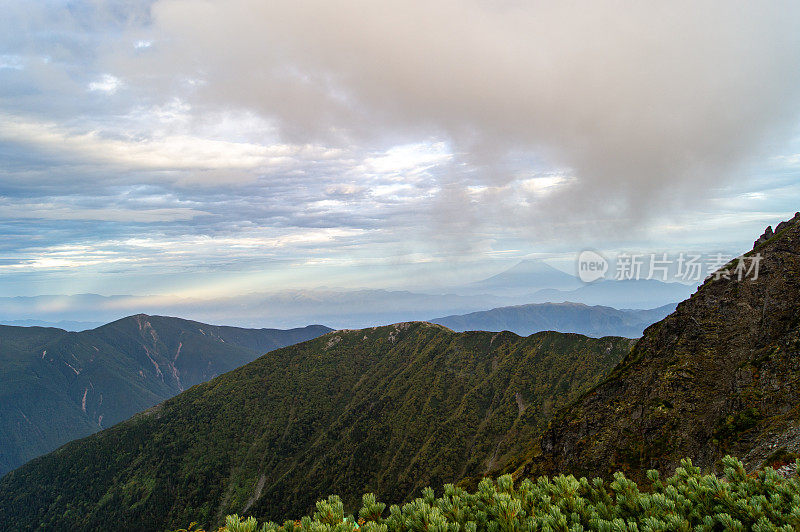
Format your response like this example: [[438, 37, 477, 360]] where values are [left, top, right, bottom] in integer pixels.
[[754, 212, 800, 248], [754, 225, 773, 248], [525, 214, 800, 481], [775, 212, 800, 235]]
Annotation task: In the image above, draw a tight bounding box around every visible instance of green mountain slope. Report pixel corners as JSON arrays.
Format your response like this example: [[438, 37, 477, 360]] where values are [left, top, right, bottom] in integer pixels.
[[0, 323, 632, 530], [0, 315, 331, 476], [523, 213, 800, 481], [431, 302, 677, 338]]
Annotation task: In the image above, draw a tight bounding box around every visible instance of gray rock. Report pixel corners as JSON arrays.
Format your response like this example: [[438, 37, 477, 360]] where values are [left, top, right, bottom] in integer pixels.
[[754, 225, 773, 248], [754, 212, 800, 248]]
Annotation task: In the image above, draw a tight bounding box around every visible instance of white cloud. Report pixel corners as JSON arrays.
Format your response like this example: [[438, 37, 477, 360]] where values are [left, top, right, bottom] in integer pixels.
[[325, 183, 365, 195], [0, 243, 139, 271], [0, 202, 205, 222], [774, 153, 800, 167], [0, 113, 337, 179], [519, 175, 573, 197], [364, 142, 452, 174], [0, 54, 24, 70], [88, 74, 122, 93], [0, 226, 367, 281]]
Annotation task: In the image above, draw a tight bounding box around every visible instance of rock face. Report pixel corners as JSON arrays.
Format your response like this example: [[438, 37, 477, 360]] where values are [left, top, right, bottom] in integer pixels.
[[774, 212, 800, 236], [754, 212, 800, 248], [754, 225, 774, 248], [526, 214, 800, 481]]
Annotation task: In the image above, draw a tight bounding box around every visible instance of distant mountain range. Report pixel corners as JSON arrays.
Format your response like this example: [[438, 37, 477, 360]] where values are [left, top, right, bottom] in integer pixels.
[[0, 291, 508, 330], [0, 269, 694, 329], [450, 258, 696, 309], [525, 278, 696, 309], [0, 318, 104, 331], [431, 302, 677, 337], [0, 315, 331, 476], [457, 259, 582, 295]]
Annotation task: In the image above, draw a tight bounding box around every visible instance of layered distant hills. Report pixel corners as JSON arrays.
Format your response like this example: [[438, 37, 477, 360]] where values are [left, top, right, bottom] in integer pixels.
[[453, 260, 696, 309], [0, 262, 694, 329], [0, 315, 330, 475], [431, 302, 676, 337]]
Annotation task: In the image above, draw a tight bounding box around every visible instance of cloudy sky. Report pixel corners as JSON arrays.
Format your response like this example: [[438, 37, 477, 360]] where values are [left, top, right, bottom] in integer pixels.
[[2, 0, 800, 299]]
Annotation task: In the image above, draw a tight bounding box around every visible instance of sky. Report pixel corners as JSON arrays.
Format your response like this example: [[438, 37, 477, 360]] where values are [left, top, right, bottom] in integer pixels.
[[2, 0, 800, 300]]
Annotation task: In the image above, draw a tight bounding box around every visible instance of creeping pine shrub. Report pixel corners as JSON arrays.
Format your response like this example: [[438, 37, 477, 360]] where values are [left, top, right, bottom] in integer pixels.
[[197, 457, 800, 532]]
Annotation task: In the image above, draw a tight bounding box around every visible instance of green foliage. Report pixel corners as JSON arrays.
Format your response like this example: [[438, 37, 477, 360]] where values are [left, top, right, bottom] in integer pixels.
[[712, 407, 763, 445], [212, 457, 800, 532], [225, 514, 262, 532], [360, 493, 387, 523]]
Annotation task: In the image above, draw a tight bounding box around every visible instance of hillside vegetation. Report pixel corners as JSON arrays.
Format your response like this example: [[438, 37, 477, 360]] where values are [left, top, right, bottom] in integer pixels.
[[0, 315, 330, 475], [0, 324, 631, 530]]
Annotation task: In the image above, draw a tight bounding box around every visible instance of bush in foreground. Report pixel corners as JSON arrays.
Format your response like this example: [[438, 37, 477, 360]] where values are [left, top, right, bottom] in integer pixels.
[[183, 457, 800, 532]]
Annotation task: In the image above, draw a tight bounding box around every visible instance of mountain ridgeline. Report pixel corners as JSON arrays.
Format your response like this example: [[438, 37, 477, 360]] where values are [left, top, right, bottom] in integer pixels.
[[431, 302, 676, 338], [525, 212, 800, 480], [0, 324, 632, 530], [0, 315, 331, 476]]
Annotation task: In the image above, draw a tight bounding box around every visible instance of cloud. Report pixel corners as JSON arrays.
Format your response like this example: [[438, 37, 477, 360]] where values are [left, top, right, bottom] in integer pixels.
[[0, 226, 366, 276], [363, 143, 452, 174], [0, 112, 339, 179], [1, 0, 800, 300], [119, 0, 800, 230], [0, 201, 205, 222], [0, 54, 25, 70], [88, 73, 122, 93], [325, 183, 365, 196]]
